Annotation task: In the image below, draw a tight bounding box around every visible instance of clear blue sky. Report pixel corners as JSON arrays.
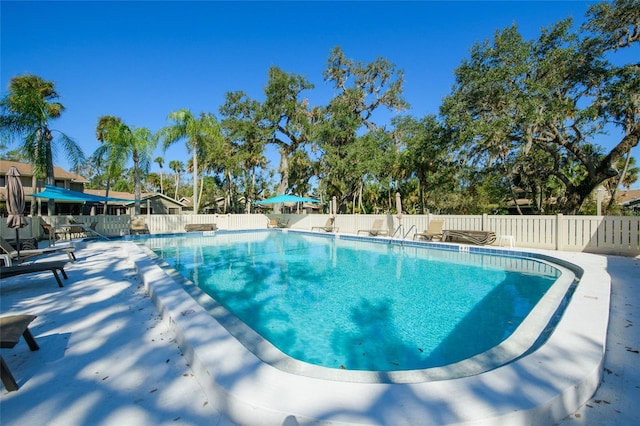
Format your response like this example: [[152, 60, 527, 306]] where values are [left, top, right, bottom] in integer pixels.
[[2, 1, 636, 188]]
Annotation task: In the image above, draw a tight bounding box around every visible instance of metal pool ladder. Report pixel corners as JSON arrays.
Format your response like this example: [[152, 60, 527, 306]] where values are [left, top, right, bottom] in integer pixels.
[[390, 224, 416, 245]]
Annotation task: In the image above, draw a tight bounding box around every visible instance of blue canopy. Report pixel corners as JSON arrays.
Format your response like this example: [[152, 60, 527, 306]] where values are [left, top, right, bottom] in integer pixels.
[[253, 194, 321, 205], [32, 185, 130, 203]]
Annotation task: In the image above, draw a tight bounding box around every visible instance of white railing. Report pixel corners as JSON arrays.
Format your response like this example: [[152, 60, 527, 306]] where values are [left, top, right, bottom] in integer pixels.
[[2, 213, 638, 256]]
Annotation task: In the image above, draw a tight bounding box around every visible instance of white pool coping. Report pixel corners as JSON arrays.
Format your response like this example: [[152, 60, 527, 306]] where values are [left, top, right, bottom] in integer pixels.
[[127, 236, 610, 425]]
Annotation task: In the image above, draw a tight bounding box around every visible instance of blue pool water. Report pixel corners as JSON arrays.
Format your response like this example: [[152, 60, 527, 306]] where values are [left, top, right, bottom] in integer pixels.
[[144, 231, 562, 372]]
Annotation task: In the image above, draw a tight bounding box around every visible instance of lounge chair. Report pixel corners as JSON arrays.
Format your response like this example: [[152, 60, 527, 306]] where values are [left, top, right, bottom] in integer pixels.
[[357, 219, 388, 237], [441, 230, 497, 245], [0, 236, 76, 263], [414, 220, 445, 241], [312, 217, 338, 233], [4, 237, 39, 251], [268, 218, 289, 228], [41, 221, 66, 244], [0, 260, 69, 287], [64, 221, 108, 240], [66, 219, 87, 239], [185, 223, 218, 232], [1, 315, 40, 391], [130, 218, 150, 235]]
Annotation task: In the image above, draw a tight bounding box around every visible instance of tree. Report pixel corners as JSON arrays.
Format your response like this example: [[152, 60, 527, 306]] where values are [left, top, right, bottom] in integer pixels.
[[0, 74, 85, 214], [219, 91, 269, 213], [154, 156, 164, 194], [393, 115, 452, 214], [158, 109, 223, 213], [169, 160, 185, 201], [263, 67, 315, 203], [94, 116, 156, 215], [221, 69, 314, 213], [145, 172, 162, 193], [95, 115, 124, 204], [441, 0, 639, 213], [193, 129, 230, 212], [0, 147, 28, 162], [317, 47, 409, 213], [604, 154, 639, 211], [128, 127, 156, 214]]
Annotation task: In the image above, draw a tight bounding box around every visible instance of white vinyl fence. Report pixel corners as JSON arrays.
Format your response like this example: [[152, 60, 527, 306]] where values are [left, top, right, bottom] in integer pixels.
[[2, 213, 638, 256]]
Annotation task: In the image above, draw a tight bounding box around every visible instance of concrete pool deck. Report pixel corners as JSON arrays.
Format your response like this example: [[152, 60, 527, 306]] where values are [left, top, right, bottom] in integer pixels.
[[0, 239, 638, 425]]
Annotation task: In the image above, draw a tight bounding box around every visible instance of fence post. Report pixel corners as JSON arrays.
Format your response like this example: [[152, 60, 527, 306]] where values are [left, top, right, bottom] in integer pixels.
[[556, 213, 564, 251], [482, 214, 488, 231]]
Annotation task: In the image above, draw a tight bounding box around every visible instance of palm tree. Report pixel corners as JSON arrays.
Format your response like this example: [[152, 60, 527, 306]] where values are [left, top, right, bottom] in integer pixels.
[[154, 156, 164, 194], [0, 74, 85, 214], [158, 109, 223, 213], [169, 160, 185, 201], [95, 115, 127, 207], [95, 116, 156, 215], [129, 127, 156, 214]]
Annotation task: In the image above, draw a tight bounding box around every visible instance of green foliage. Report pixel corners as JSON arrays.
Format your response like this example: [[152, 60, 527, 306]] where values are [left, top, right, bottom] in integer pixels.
[[317, 47, 408, 213], [158, 109, 223, 213], [0, 74, 85, 214], [168, 160, 185, 201], [5, 2, 637, 217], [441, 0, 639, 214], [94, 116, 156, 215]]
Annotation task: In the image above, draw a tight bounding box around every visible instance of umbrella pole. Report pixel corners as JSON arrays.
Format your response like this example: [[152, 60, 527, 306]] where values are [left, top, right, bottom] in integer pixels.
[[15, 228, 21, 262]]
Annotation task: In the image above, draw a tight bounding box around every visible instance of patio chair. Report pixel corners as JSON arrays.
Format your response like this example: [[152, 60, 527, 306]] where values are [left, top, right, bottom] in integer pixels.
[[0, 236, 76, 263], [357, 219, 388, 237], [1, 315, 40, 391], [414, 220, 445, 241], [312, 217, 338, 233], [130, 218, 150, 235], [0, 260, 69, 287]]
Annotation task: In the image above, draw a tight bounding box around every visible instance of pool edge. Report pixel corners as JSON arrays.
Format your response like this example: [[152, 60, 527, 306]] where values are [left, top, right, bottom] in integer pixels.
[[127, 240, 610, 426]]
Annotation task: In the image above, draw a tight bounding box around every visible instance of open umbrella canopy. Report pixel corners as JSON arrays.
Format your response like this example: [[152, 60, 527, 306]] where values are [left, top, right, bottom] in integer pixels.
[[253, 194, 321, 205], [32, 185, 130, 203]]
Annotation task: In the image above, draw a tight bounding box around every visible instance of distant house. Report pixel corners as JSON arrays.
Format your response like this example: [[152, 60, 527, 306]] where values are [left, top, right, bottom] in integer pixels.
[[87, 190, 185, 215], [179, 196, 193, 212], [1, 160, 184, 216], [0, 160, 88, 215], [617, 189, 640, 213]]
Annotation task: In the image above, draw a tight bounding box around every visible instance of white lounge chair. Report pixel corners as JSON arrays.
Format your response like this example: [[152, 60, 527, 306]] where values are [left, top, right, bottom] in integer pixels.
[[357, 219, 388, 237]]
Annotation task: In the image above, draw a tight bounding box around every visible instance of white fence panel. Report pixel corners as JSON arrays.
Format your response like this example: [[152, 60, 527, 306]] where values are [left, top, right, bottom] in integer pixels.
[[1, 213, 638, 256]]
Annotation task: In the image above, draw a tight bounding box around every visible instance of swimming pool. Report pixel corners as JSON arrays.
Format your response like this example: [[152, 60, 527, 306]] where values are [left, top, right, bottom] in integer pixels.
[[140, 230, 575, 383], [128, 229, 608, 424]]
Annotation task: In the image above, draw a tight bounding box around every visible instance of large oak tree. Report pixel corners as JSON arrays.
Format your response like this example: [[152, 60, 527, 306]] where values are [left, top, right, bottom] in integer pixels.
[[317, 47, 409, 213], [441, 0, 639, 214]]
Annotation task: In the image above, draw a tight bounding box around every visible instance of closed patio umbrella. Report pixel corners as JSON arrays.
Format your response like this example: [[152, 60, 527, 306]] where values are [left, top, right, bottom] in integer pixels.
[[396, 192, 402, 219], [6, 166, 28, 261], [332, 196, 337, 218]]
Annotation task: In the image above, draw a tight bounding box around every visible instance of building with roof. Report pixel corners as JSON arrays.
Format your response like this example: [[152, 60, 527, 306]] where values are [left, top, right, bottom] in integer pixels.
[[617, 189, 640, 213], [1, 160, 88, 215], [1, 160, 184, 216]]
